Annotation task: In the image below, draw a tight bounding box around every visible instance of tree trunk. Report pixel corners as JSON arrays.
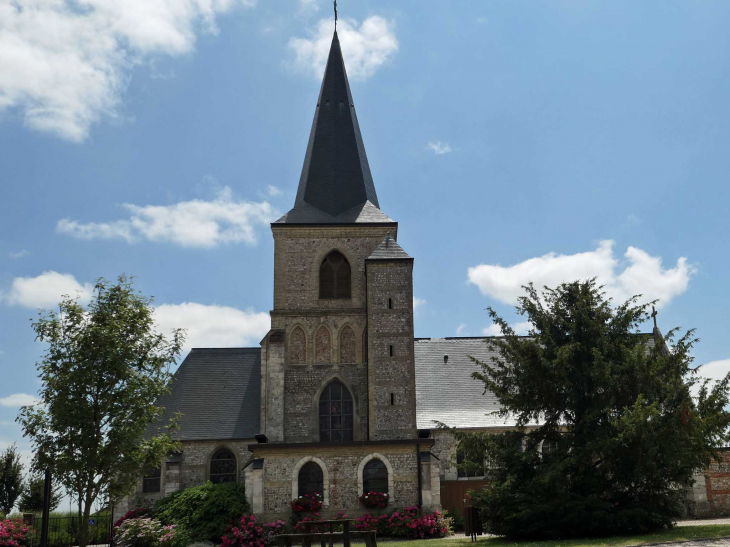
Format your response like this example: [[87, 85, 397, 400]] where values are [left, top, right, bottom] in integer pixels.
[[77, 493, 93, 547]]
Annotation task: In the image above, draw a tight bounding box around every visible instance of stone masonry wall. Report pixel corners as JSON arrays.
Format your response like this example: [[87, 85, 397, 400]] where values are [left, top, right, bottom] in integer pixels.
[[366, 261, 417, 440], [267, 225, 395, 444], [253, 443, 425, 520], [114, 439, 255, 521]]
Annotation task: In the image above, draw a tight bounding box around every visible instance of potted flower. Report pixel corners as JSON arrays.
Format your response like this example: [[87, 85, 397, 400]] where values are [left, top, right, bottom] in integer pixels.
[[290, 493, 323, 513], [358, 491, 389, 509]]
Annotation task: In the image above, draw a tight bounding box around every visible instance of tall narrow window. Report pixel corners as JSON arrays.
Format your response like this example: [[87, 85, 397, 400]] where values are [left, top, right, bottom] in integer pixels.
[[210, 448, 237, 483], [363, 459, 388, 494], [388, 298, 392, 309], [319, 251, 351, 299], [298, 462, 324, 497], [142, 466, 161, 493], [319, 381, 354, 442], [389, 345, 393, 357]]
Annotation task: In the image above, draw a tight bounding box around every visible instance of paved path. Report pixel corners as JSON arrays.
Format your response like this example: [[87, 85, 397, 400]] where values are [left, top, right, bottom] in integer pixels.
[[650, 541, 730, 547], [678, 519, 730, 527]]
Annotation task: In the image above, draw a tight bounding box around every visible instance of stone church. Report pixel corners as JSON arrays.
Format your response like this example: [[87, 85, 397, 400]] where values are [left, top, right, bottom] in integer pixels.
[[116, 30, 683, 521]]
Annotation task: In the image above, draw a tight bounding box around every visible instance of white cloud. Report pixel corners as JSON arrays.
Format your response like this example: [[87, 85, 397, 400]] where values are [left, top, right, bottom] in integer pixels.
[[266, 185, 281, 197], [57, 186, 277, 248], [468, 240, 695, 309], [155, 302, 269, 351], [0, 0, 256, 141], [289, 15, 398, 80], [9, 250, 30, 259], [456, 323, 467, 336], [482, 321, 531, 337], [413, 296, 426, 311], [427, 141, 452, 155], [5, 271, 95, 308], [0, 393, 39, 408], [696, 360, 730, 384]]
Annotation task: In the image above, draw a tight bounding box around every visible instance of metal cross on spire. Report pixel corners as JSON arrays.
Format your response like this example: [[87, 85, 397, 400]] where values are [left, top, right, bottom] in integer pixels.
[[651, 305, 658, 329], [334, 0, 338, 30]]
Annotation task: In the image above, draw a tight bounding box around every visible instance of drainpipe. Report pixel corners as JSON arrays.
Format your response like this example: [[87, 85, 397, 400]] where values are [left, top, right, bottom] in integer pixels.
[[364, 268, 370, 441], [416, 446, 422, 510]]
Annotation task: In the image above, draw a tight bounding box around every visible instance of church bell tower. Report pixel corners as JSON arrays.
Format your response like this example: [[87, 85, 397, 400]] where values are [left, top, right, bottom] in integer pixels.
[[258, 30, 417, 444]]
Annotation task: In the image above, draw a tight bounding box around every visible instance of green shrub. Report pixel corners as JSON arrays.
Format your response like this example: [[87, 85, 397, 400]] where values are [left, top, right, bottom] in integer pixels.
[[154, 482, 249, 543]]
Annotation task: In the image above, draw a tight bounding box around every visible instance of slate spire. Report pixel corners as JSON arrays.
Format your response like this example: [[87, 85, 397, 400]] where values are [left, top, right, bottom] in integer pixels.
[[293, 31, 379, 217]]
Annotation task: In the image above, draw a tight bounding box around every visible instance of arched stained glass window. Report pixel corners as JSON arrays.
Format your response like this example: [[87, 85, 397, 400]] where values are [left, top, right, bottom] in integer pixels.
[[363, 459, 388, 494], [298, 462, 324, 497], [210, 448, 236, 483], [319, 251, 351, 299], [319, 381, 353, 442]]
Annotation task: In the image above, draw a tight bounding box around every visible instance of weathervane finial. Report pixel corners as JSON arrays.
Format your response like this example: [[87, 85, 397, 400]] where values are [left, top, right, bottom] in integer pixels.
[[334, 0, 338, 31]]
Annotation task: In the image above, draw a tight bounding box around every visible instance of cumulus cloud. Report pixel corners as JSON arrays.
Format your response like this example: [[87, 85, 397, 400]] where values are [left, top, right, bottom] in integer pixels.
[[289, 15, 398, 80], [57, 186, 277, 248], [5, 271, 95, 308], [468, 240, 695, 309], [483, 322, 531, 337], [0, 0, 256, 141], [427, 141, 452, 155], [155, 302, 269, 351], [695, 360, 730, 385], [413, 296, 426, 311], [0, 393, 39, 407]]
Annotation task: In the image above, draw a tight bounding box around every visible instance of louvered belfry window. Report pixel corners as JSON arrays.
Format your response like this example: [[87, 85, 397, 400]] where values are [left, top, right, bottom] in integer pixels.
[[210, 448, 237, 483], [319, 251, 351, 299], [319, 381, 354, 441]]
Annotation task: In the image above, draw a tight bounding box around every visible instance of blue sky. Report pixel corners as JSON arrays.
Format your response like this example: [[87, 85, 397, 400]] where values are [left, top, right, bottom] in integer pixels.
[[1, 0, 730, 468]]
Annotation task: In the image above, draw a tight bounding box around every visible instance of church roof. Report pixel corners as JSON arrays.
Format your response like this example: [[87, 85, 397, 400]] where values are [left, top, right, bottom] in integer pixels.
[[150, 348, 261, 441], [367, 233, 412, 260], [277, 31, 390, 225], [414, 333, 659, 430], [415, 338, 517, 430]]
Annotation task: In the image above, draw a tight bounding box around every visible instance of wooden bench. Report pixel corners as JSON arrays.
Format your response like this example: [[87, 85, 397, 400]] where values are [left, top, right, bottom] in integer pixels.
[[275, 519, 377, 547]]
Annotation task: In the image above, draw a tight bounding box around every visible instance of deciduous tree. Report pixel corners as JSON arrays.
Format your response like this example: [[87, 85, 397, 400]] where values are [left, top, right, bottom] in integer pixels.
[[0, 444, 24, 516], [18, 473, 63, 513], [17, 276, 183, 547]]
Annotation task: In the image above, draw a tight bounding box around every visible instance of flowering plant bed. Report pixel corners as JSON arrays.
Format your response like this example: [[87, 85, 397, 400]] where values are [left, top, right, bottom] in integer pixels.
[[354, 507, 449, 539], [114, 517, 187, 547], [0, 519, 32, 547], [221, 514, 287, 547], [359, 491, 389, 509], [290, 493, 323, 513]]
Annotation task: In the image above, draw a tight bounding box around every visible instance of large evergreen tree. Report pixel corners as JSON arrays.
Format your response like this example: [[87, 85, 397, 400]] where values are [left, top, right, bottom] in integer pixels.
[[17, 276, 183, 547], [458, 280, 730, 538], [0, 444, 24, 516]]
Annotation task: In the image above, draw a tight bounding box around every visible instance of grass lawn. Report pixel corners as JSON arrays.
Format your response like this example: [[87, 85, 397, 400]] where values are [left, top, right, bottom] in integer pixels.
[[379, 524, 730, 547]]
